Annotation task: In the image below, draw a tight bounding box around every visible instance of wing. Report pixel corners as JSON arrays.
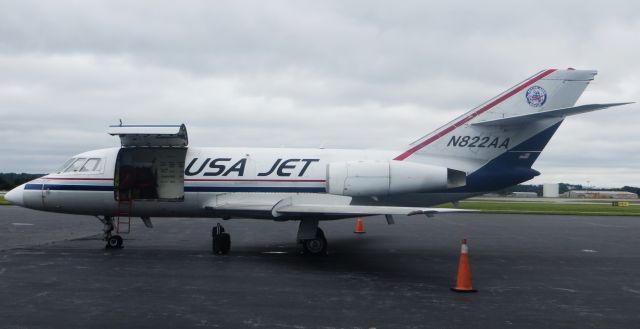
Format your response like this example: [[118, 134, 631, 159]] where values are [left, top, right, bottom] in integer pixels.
[[204, 194, 473, 220], [272, 204, 473, 217]]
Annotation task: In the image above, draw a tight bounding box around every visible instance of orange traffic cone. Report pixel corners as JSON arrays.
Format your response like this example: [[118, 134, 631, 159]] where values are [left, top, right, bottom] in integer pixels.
[[354, 217, 366, 234], [451, 238, 477, 293]]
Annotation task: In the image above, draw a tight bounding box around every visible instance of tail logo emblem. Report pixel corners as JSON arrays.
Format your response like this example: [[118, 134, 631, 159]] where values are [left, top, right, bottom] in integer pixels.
[[525, 85, 547, 107]]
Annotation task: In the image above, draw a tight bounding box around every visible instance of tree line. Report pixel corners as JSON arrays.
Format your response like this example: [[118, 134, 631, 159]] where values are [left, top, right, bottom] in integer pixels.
[[0, 173, 44, 190]]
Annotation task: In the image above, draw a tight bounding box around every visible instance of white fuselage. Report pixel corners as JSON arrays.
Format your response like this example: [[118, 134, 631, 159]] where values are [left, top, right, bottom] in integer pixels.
[[18, 146, 464, 219]]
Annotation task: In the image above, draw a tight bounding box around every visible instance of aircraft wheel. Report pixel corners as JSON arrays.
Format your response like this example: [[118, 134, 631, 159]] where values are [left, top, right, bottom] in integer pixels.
[[302, 228, 327, 256], [106, 235, 123, 249], [212, 224, 230, 255], [212, 233, 231, 255]]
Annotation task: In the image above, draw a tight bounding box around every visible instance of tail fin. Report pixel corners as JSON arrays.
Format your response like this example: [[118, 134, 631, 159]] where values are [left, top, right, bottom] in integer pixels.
[[395, 69, 599, 172]]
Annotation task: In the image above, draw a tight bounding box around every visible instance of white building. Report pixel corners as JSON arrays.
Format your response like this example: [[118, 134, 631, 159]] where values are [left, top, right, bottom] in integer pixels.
[[543, 183, 560, 198]]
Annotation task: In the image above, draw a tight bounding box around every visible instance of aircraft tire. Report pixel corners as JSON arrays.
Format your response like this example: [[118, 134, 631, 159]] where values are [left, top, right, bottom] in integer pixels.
[[302, 228, 327, 256], [220, 233, 231, 254], [212, 232, 231, 255], [106, 235, 123, 249]]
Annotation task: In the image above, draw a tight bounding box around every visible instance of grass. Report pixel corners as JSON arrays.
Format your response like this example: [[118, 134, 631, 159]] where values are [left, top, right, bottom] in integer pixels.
[[436, 200, 640, 216], [0, 196, 7, 205]]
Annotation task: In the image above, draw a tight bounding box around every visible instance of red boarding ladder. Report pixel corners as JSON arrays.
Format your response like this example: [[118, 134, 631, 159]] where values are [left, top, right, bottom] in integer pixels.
[[116, 191, 133, 234]]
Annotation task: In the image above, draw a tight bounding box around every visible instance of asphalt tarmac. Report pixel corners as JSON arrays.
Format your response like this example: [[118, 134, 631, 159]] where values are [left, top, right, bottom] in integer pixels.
[[1, 206, 639, 329]]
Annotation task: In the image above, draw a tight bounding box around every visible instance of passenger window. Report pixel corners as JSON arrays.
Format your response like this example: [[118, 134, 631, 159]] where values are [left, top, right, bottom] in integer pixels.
[[64, 158, 87, 172], [79, 158, 102, 172]]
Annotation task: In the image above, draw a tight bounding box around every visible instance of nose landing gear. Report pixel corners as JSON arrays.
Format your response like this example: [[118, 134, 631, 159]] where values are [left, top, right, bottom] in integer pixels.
[[97, 216, 124, 249], [106, 235, 123, 249]]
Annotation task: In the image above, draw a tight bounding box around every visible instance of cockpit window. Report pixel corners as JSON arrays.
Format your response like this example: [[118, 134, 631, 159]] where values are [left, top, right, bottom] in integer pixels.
[[55, 157, 104, 174], [64, 158, 87, 173], [55, 158, 76, 173], [79, 158, 102, 172]]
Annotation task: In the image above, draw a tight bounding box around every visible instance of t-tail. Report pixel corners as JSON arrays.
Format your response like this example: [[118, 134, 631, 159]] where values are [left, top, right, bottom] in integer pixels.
[[394, 68, 632, 191]]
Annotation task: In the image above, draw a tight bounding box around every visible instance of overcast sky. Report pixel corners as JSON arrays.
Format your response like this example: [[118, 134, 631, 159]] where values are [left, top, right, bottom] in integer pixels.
[[0, 0, 638, 187]]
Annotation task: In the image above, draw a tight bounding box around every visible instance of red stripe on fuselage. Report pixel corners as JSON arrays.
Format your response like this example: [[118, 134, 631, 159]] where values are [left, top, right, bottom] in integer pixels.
[[42, 177, 114, 181], [393, 69, 557, 161]]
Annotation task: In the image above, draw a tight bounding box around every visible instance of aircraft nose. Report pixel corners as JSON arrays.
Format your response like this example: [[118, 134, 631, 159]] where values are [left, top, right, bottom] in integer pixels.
[[4, 184, 25, 206]]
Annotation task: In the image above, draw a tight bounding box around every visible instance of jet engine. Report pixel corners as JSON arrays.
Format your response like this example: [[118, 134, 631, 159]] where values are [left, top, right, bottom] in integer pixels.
[[326, 160, 466, 197]]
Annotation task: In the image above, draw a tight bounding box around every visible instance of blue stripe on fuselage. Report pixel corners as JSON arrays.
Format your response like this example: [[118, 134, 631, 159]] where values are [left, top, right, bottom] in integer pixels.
[[25, 184, 114, 191], [24, 184, 44, 190], [24, 183, 325, 193]]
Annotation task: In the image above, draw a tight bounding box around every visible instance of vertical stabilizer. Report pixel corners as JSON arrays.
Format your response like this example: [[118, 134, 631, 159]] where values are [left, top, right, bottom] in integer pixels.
[[394, 69, 597, 173]]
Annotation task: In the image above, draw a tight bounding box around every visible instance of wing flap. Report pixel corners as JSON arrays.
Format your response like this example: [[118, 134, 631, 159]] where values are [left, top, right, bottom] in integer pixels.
[[472, 102, 633, 126]]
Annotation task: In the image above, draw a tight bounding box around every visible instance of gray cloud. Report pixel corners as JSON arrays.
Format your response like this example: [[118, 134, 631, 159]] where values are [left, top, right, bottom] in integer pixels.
[[0, 0, 638, 186]]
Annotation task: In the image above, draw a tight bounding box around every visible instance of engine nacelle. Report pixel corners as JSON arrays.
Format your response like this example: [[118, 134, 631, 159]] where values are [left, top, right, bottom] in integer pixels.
[[326, 160, 466, 197]]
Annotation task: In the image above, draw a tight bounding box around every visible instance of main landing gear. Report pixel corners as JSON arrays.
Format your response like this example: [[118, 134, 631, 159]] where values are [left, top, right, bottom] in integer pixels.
[[209, 220, 327, 256], [97, 216, 124, 249], [297, 219, 327, 256], [212, 223, 231, 255]]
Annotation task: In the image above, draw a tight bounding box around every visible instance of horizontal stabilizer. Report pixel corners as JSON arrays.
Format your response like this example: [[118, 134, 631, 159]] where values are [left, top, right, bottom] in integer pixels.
[[472, 102, 633, 126]]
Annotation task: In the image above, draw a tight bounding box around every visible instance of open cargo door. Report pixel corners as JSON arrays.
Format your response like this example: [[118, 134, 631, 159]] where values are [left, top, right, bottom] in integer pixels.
[[108, 124, 188, 147], [108, 124, 188, 201]]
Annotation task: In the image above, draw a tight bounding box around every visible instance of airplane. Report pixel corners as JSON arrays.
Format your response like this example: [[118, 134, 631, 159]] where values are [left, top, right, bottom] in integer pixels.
[[4, 68, 632, 256]]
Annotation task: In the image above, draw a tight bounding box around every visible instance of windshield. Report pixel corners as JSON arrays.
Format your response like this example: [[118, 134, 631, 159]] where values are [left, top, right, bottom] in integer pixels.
[[79, 158, 102, 172], [55, 158, 76, 173], [66, 158, 87, 172], [55, 157, 104, 174]]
